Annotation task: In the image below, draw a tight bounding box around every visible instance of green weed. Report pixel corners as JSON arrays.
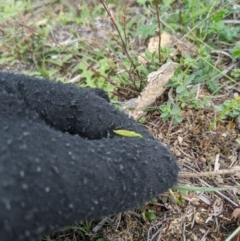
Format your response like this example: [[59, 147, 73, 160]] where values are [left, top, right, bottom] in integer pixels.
[[209, 97, 240, 131], [65, 221, 93, 236], [1, 0, 239, 110]]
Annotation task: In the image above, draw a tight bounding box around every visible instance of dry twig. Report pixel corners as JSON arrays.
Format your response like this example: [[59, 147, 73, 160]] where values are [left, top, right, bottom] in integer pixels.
[[179, 167, 240, 178]]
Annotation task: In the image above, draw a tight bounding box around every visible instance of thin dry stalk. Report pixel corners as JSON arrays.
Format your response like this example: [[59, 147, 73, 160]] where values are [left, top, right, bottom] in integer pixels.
[[153, 0, 161, 65], [99, 0, 141, 89], [179, 167, 240, 178]]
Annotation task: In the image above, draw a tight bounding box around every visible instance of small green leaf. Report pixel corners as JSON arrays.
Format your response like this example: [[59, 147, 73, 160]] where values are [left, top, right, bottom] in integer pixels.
[[138, 116, 146, 123], [174, 115, 183, 124], [180, 189, 188, 196], [144, 211, 156, 220], [176, 85, 183, 94], [231, 45, 240, 59], [113, 129, 142, 138], [161, 196, 168, 203]]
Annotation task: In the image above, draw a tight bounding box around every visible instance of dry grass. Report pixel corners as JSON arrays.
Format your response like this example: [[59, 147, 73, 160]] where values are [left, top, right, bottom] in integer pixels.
[[145, 104, 240, 240]]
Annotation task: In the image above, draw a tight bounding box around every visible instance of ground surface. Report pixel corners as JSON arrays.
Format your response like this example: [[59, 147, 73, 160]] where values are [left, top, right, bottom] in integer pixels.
[[0, 1, 240, 240]]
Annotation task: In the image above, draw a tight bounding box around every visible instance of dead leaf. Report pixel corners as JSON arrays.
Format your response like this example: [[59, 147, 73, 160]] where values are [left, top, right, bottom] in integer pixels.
[[127, 62, 178, 120], [232, 208, 240, 219], [172, 32, 197, 58], [138, 32, 197, 64]]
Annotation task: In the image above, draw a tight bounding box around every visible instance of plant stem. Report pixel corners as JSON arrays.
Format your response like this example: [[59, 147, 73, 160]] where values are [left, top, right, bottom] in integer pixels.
[[154, 0, 161, 65], [99, 0, 141, 90]]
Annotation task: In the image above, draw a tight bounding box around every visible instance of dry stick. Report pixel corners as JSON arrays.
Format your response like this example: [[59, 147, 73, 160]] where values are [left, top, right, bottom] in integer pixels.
[[178, 166, 240, 207], [122, 14, 127, 50], [224, 19, 240, 24], [178, 167, 240, 178], [19, 23, 117, 87]]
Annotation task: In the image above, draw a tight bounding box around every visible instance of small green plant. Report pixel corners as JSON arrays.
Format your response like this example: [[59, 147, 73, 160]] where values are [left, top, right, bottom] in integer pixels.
[[65, 221, 93, 236], [137, 24, 158, 40], [231, 45, 240, 59], [168, 188, 185, 206], [142, 205, 157, 221], [0, 0, 32, 22], [158, 70, 211, 124], [231, 68, 240, 79], [144, 210, 156, 221], [208, 97, 240, 131], [159, 100, 183, 124], [215, 98, 240, 119]]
